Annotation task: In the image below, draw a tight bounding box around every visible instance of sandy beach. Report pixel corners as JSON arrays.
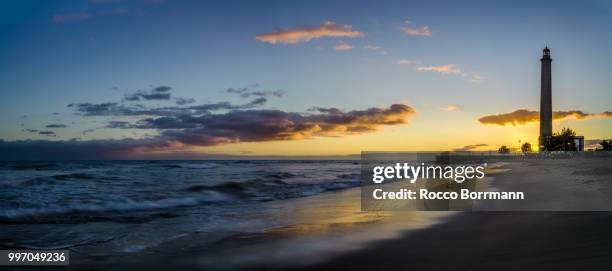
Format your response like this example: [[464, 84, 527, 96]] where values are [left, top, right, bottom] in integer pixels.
[[285, 157, 612, 270], [289, 212, 612, 270]]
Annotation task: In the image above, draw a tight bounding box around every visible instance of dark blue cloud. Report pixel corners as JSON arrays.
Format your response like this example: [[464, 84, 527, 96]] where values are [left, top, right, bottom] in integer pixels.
[[45, 124, 68, 128], [124, 86, 172, 101]]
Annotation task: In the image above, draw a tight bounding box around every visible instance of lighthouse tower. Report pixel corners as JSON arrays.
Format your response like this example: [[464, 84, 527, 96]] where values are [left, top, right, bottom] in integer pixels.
[[539, 46, 553, 150]]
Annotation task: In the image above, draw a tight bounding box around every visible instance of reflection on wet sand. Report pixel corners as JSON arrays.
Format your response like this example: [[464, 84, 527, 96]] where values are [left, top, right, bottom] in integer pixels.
[[181, 188, 455, 269]]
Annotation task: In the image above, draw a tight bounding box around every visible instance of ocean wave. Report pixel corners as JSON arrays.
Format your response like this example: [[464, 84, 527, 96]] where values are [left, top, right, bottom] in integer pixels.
[[337, 173, 360, 179], [186, 177, 359, 201], [0, 161, 361, 223], [147, 162, 222, 170], [4, 171, 359, 222], [52, 173, 96, 180], [0, 191, 229, 222], [264, 172, 298, 179], [5, 163, 59, 171], [13, 173, 98, 186]]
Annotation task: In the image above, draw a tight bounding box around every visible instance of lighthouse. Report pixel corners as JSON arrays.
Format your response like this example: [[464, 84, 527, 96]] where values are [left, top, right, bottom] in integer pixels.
[[539, 46, 553, 150]]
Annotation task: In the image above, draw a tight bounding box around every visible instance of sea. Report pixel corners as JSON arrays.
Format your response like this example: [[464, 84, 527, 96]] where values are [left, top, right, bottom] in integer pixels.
[[0, 160, 451, 268], [0, 162, 360, 260]]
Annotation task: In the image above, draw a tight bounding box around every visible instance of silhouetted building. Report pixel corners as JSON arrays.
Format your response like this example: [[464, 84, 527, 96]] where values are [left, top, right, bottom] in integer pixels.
[[539, 46, 553, 150], [573, 136, 584, 151], [538, 47, 584, 151]]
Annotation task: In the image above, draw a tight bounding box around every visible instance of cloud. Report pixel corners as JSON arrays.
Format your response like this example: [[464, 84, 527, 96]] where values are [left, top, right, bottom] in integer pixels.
[[175, 97, 196, 105], [111, 104, 415, 133], [334, 43, 353, 51], [67, 102, 120, 116], [245, 97, 267, 107], [23, 128, 58, 137], [414, 64, 483, 82], [401, 20, 432, 36], [453, 144, 488, 151], [0, 138, 171, 160], [1, 104, 416, 160], [104, 121, 135, 129], [403, 25, 431, 36], [441, 104, 460, 112], [256, 21, 364, 44], [363, 45, 388, 55], [125, 86, 172, 101], [478, 109, 612, 126], [307, 107, 344, 114], [153, 104, 416, 145], [45, 124, 68, 128], [52, 12, 92, 24], [68, 97, 268, 117], [38, 131, 56, 137], [226, 86, 285, 98], [416, 64, 461, 75], [397, 59, 420, 65], [81, 128, 97, 135]]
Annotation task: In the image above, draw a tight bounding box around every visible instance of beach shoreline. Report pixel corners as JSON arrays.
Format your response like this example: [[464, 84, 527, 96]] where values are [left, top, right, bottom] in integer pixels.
[[279, 157, 612, 270], [283, 211, 612, 271], [5, 157, 612, 270]]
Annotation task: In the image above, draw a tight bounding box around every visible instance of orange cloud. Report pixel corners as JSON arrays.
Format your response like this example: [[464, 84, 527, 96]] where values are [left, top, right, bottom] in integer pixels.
[[334, 43, 353, 51], [155, 104, 417, 146], [256, 21, 364, 44], [478, 109, 612, 126], [416, 64, 461, 75], [453, 143, 488, 151], [403, 25, 431, 36]]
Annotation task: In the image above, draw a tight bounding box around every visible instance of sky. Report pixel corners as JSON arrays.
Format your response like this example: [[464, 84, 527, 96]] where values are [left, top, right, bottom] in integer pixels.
[[0, 0, 611, 159]]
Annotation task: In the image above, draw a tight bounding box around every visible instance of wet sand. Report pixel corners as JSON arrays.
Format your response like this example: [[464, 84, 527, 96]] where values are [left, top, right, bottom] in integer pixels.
[[288, 212, 612, 270], [285, 157, 612, 270], [67, 186, 455, 270]]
